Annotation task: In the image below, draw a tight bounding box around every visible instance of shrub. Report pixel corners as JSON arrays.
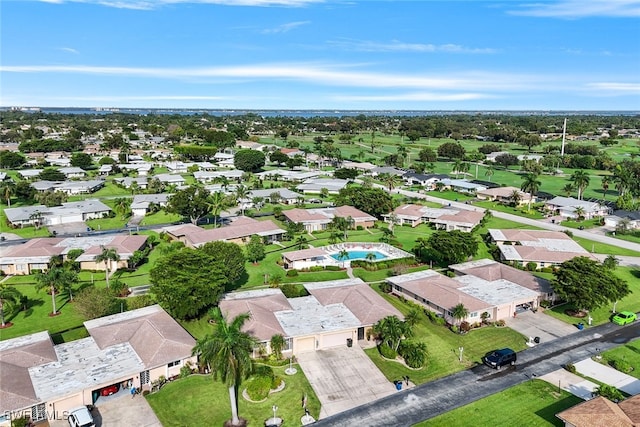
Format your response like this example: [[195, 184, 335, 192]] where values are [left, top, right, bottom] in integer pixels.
[[280, 283, 303, 298], [495, 319, 506, 327], [540, 300, 552, 309], [11, 417, 30, 427], [565, 363, 576, 373], [180, 364, 193, 378], [525, 262, 537, 271], [399, 340, 428, 369], [126, 294, 155, 310], [324, 265, 342, 271], [378, 343, 397, 359], [271, 376, 283, 389], [356, 226, 364, 231], [611, 359, 634, 374], [285, 269, 299, 277], [379, 282, 392, 293], [450, 325, 459, 334], [460, 321, 471, 333], [253, 365, 274, 379], [246, 375, 272, 401], [110, 279, 130, 297]]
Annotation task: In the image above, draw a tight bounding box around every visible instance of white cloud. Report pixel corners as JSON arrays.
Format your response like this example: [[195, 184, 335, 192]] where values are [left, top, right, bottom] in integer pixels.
[[328, 39, 497, 54], [510, 0, 640, 18], [261, 21, 311, 34], [586, 82, 640, 93], [36, 0, 322, 9], [59, 47, 80, 54], [333, 92, 492, 102]]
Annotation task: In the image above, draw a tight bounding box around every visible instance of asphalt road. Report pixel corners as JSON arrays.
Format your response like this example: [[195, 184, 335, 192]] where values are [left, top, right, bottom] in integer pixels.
[[315, 321, 640, 427]]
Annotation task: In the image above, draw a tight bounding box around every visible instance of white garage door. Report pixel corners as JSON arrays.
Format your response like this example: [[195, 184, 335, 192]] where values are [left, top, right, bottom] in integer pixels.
[[321, 331, 352, 349], [295, 337, 315, 353]]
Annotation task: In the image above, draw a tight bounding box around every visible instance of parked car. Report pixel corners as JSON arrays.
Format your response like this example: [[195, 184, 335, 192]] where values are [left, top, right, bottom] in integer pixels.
[[100, 383, 119, 396], [483, 348, 517, 369], [612, 311, 637, 326], [67, 406, 95, 427]]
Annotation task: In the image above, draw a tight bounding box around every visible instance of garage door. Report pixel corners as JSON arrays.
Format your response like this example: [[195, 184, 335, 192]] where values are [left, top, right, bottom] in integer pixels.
[[321, 331, 352, 349], [295, 337, 315, 353]]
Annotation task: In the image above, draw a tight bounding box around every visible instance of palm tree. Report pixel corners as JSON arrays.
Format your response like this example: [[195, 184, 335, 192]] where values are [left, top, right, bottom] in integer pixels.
[[95, 246, 120, 289], [381, 173, 400, 191], [0, 181, 16, 206], [521, 173, 541, 211], [373, 315, 409, 351], [365, 252, 377, 262], [404, 308, 422, 328], [571, 170, 590, 200], [113, 197, 132, 220], [561, 183, 575, 197], [601, 175, 611, 200], [485, 165, 495, 182], [603, 255, 619, 270], [192, 308, 257, 426], [451, 303, 469, 327], [396, 145, 408, 166], [573, 206, 586, 221], [338, 249, 349, 268], [235, 185, 250, 216], [209, 191, 226, 228], [459, 162, 470, 178], [270, 334, 286, 360], [509, 189, 522, 207], [35, 265, 78, 316], [0, 284, 22, 327], [452, 159, 462, 178], [295, 235, 308, 250]]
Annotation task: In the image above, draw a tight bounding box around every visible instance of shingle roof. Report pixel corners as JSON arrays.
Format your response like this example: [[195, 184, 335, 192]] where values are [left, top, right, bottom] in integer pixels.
[[183, 218, 285, 246], [556, 396, 634, 427], [219, 289, 291, 341]]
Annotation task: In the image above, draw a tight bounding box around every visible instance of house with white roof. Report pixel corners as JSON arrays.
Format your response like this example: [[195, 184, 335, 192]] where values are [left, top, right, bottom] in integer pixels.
[[193, 169, 244, 183], [296, 178, 350, 195], [30, 180, 105, 195], [248, 188, 302, 205], [58, 167, 86, 179], [544, 196, 609, 219], [131, 194, 172, 217], [153, 173, 186, 186], [4, 199, 111, 228], [113, 176, 148, 190], [440, 179, 488, 194]]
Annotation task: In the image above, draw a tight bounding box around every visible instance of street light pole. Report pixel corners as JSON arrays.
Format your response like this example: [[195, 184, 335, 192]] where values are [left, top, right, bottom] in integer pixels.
[[272, 405, 278, 421]]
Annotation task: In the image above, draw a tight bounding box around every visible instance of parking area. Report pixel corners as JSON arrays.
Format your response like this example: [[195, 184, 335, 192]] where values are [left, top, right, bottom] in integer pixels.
[[46, 392, 162, 427], [505, 310, 578, 343], [296, 345, 397, 419]]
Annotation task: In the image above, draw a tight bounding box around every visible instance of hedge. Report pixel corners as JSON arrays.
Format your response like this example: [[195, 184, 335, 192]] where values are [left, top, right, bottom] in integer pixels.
[[350, 257, 415, 271]]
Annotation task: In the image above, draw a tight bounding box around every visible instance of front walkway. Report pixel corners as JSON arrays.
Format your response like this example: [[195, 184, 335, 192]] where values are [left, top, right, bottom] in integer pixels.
[[296, 345, 397, 419], [539, 369, 598, 400], [505, 310, 577, 344], [575, 358, 640, 395]]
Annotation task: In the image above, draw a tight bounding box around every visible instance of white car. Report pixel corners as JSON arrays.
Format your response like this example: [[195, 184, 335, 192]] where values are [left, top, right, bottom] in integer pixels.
[[67, 406, 95, 427]]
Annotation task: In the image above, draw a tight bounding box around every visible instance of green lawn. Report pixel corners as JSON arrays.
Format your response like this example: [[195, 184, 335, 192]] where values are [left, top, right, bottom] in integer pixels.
[[572, 236, 640, 256], [545, 267, 640, 326], [475, 201, 545, 219], [365, 283, 527, 385], [597, 339, 640, 380], [146, 367, 321, 427], [417, 380, 583, 427]]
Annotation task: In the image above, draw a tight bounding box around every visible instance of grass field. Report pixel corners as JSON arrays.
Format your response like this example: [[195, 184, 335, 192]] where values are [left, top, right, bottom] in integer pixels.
[[598, 339, 640, 380], [417, 379, 583, 427], [146, 366, 321, 427]]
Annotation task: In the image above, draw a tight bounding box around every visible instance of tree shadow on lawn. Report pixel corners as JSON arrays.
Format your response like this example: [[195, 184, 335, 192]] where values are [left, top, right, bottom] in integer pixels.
[[7, 297, 44, 321], [534, 394, 583, 424], [630, 269, 640, 279]]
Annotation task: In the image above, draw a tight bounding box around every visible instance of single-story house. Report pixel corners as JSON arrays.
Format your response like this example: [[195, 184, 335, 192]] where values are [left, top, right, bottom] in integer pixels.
[[0, 305, 196, 426], [604, 210, 640, 230], [4, 199, 111, 228], [30, 180, 105, 195], [218, 279, 403, 356], [544, 196, 609, 220], [130, 194, 172, 216], [382, 204, 459, 228], [517, 154, 543, 163], [476, 186, 534, 205], [371, 167, 405, 177], [556, 394, 640, 427], [485, 151, 510, 162], [387, 261, 544, 324], [296, 178, 350, 195], [163, 217, 285, 247], [17, 170, 43, 180], [255, 169, 320, 182], [431, 210, 484, 232], [113, 176, 149, 190], [98, 164, 113, 175], [153, 174, 186, 186], [281, 248, 331, 270], [340, 161, 376, 172], [488, 229, 597, 269], [213, 153, 235, 168], [402, 173, 448, 189], [248, 188, 302, 205], [118, 163, 152, 176], [165, 161, 189, 173], [58, 167, 86, 179], [193, 170, 244, 183], [282, 206, 376, 232], [440, 179, 488, 194], [0, 234, 148, 275]]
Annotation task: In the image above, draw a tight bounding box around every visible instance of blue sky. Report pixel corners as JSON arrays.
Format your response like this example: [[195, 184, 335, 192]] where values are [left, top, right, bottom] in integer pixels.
[[1, 0, 639, 110]]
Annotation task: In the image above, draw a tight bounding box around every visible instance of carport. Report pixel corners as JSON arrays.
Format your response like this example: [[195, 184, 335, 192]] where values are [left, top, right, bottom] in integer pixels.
[[296, 345, 396, 419]]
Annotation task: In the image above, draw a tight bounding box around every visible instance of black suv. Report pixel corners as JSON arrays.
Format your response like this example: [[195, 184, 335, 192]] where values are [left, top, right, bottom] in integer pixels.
[[483, 348, 517, 369]]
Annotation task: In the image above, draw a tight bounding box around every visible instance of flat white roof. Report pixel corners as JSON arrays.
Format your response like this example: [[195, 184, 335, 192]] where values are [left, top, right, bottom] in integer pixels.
[[275, 296, 361, 336], [386, 269, 440, 284], [303, 278, 364, 290], [454, 276, 539, 306]]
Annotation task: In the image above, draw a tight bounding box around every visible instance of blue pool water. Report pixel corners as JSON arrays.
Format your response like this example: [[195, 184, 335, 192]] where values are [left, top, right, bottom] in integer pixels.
[[330, 250, 387, 261]]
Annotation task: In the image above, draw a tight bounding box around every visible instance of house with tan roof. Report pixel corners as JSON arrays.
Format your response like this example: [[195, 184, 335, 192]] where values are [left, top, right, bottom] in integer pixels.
[[0, 235, 148, 275], [218, 279, 403, 356], [282, 206, 376, 232], [0, 306, 196, 426], [556, 394, 640, 427], [382, 204, 458, 227], [544, 196, 609, 220], [488, 229, 597, 269], [476, 186, 533, 206], [163, 217, 285, 247], [431, 210, 484, 232]]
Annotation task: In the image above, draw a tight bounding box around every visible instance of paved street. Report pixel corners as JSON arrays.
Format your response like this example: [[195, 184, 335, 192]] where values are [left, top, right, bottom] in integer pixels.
[[315, 321, 640, 427]]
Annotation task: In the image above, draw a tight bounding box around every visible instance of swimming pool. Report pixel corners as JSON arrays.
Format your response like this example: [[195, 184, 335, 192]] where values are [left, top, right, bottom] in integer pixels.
[[329, 250, 387, 261]]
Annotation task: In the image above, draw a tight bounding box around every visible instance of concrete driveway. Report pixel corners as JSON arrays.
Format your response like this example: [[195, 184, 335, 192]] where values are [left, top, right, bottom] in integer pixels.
[[539, 368, 597, 400], [47, 392, 162, 427], [505, 310, 578, 344], [297, 346, 397, 419]]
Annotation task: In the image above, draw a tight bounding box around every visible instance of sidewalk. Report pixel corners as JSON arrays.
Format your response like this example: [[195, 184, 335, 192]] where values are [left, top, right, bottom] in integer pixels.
[[539, 369, 597, 400], [575, 358, 640, 395]]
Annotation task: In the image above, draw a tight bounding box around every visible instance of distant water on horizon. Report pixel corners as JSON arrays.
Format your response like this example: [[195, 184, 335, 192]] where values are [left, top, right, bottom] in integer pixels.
[[3, 107, 639, 117]]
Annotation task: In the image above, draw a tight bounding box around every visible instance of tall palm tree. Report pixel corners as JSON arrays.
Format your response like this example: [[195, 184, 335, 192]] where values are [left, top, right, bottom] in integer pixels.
[[459, 162, 470, 178], [365, 252, 377, 262], [95, 246, 120, 289], [574, 206, 586, 221], [601, 175, 611, 200], [451, 303, 469, 327], [209, 191, 226, 228], [521, 173, 541, 211], [0, 181, 16, 206], [509, 189, 522, 207], [235, 185, 250, 216], [113, 197, 132, 220], [452, 159, 462, 178], [0, 284, 22, 327], [373, 315, 409, 351], [192, 309, 257, 427], [562, 183, 575, 197], [270, 334, 286, 360], [485, 165, 495, 182], [381, 173, 400, 191], [571, 170, 590, 200], [35, 265, 78, 316], [338, 249, 349, 268], [396, 145, 408, 166]]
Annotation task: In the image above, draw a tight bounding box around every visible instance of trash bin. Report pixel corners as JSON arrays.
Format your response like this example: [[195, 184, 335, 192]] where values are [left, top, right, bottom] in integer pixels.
[[346, 338, 353, 347], [534, 336, 540, 344], [577, 322, 584, 330], [395, 381, 402, 390]]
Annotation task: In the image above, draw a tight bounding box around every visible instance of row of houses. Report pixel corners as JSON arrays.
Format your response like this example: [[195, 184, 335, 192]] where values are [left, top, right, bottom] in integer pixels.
[[382, 204, 485, 232], [4, 200, 111, 228]]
